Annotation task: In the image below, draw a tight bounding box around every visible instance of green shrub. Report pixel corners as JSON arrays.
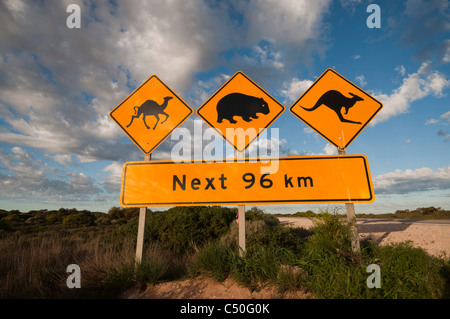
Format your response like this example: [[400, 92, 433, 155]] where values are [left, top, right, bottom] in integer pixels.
[[62, 212, 95, 227], [45, 213, 59, 223], [103, 206, 237, 254], [305, 212, 353, 258], [108, 206, 140, 221], [0, 219, 11, 231], [145, 206, 236, 253], [297, 212, 449, 298], [231, 246, 291, 291], [246, 207, 280, 227], [192, 241, 234, 282], [247, 225, 312, 253], [372, 242, 447, 299]]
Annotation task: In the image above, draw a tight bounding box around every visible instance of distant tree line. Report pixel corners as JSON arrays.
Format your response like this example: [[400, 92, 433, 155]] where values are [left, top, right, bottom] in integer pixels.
[[274, 206, 450, 219], [1, 205, 449, 236], [0, 206, 143, 233]]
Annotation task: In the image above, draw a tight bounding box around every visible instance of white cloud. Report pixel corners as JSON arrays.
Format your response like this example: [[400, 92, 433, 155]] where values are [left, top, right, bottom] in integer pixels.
[[395, 65, 406, 76], [52, 154, 75, 166], [101, 161, 123, 193], [0, 0, 333, 167], [373, 166, 450, 194], [443, 39, 450, 63], [280, 78, 314, 104], [0, 147, 104, 201], [436, 129, 450, 142], [242, 0, 331, 46], [322, 143, 338, 155], [223, 0, 332, 87], [370, 62, 450, 125], [425, 110, 450, 126], [355, 75, 367, 87]]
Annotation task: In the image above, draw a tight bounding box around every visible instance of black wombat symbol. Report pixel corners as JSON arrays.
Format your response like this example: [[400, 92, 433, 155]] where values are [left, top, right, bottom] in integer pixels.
[[216, 93, 270, 124], [302, 90, 363, 124]]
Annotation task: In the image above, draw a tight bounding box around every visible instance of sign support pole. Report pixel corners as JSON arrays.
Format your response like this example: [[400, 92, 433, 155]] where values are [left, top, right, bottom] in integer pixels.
[[136, 154, 151, 264], [338, 149, 361, 253], [238, 204, 246, 256], [238, 152, 246, 256]]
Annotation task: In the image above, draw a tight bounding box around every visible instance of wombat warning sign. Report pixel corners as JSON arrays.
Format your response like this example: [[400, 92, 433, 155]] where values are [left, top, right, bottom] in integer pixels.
[[197, 71, 285, 152]]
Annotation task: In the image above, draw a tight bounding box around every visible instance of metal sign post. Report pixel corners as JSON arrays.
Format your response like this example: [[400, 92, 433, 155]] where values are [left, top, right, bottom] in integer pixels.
[[238, 152, 246, 256], [238, 204, 246, 256], [135, 154, 151, 264], [338, 149, 361, 253]]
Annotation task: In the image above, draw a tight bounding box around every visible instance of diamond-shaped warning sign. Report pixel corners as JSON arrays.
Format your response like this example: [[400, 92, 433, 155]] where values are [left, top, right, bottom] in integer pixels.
[[289, 68, 383, 150], [110, 75, 193, 155], [197, 71, 285, 152]]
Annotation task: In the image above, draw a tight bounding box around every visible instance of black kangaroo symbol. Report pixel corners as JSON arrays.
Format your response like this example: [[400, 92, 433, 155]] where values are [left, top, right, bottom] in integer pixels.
[[126, 96, 173, 130], [302, 90, 363, 124]]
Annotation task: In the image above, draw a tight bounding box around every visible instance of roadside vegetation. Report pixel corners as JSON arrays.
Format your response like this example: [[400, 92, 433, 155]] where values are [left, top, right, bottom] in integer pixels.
[[0, 206, 449, 298], [274, 206, 450, 219]]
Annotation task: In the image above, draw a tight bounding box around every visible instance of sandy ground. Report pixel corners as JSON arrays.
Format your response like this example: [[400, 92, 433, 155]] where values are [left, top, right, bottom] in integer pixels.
[[126, 275, 312, 299], [124, 217, 449, 299]]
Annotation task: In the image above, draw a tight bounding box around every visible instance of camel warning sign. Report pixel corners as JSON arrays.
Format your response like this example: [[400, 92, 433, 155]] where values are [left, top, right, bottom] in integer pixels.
[[197, 72, 285, 152], [290, 69, 383, 150], [110, 75, 193, 155], [120, 155, 374, 207]]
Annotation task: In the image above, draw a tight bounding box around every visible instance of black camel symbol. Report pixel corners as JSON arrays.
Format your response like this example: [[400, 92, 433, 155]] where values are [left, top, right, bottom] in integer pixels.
[[126, 96, 173, 130], [302, 90, 363, 124]]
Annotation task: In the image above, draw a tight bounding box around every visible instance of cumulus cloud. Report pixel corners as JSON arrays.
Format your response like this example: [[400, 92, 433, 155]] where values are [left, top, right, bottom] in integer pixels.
[[373, 166, 450, 194], [426, 110, 450, 126], [101, 161, 123, 193], [387, 0, 450, 64], [242, 0, 331, 45], [355, 75, 367, 87], [0, 0, 333, 166], [280, 78, 315, 104], [370, 62, 449, 125], [322, 144, 338, 155], [0, 147, 104, 201]]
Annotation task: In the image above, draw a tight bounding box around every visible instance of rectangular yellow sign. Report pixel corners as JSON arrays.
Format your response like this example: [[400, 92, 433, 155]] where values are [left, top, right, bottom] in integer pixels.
[[120, 155, 374, 207]]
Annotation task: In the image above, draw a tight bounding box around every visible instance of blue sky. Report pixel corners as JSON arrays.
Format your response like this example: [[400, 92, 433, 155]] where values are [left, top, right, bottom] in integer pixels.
[[0, 0, 449, 214]]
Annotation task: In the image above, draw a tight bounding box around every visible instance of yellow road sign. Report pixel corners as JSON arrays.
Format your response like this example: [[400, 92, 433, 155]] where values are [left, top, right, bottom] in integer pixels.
[[197, 71, 285, 152], [290, 69, 383, 150], [120, 155, 374, 207], [110, 75, 193, 155]]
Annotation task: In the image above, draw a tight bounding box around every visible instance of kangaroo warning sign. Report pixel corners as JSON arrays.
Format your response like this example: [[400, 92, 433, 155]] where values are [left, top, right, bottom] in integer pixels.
[[197, 71, 285, 152], [290, 69, 383, 150], [110, 75, 193, 155], [120, 155, 374, 207]]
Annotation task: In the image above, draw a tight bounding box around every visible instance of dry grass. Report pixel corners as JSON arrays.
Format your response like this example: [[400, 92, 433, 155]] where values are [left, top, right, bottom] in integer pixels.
[[0, 228, 136, 298]]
